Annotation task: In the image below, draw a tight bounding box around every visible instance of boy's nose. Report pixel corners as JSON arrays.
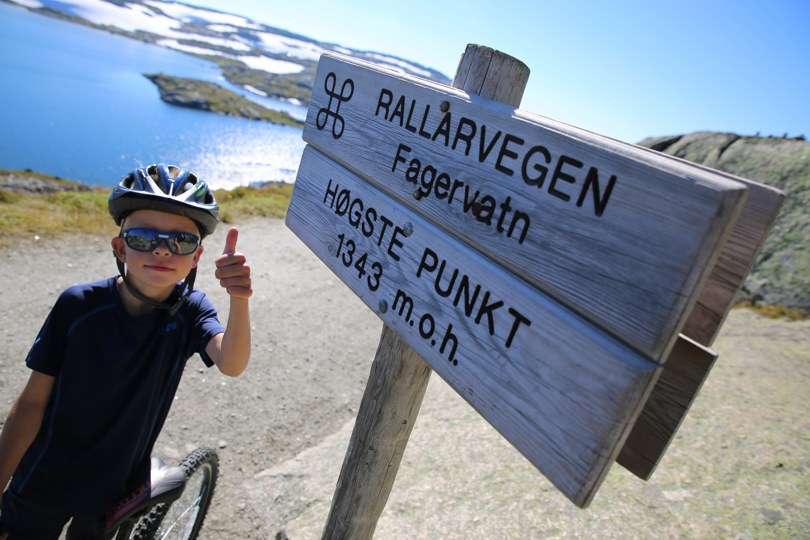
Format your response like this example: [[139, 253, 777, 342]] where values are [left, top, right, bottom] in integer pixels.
[[152, 238, 173, 254]]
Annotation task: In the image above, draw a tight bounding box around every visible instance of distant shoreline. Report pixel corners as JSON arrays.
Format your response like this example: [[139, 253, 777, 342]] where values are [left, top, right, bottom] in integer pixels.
[[143, 73, 305, 128], [0, 168, 94, 194], [0, 168, 293, 249], [0, 168, 292, 193]]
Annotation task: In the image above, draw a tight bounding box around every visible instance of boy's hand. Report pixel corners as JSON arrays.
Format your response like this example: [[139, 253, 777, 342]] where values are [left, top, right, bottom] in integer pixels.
[[215, 228, 252, 299]]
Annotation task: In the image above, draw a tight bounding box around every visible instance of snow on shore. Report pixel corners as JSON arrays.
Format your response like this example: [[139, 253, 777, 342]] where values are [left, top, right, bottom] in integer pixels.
[[9, 0, 446, 83], [10, 0, 313, 74]]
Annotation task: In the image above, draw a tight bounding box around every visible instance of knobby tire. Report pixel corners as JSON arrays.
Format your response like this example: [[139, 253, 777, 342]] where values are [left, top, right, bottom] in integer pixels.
[[132, 447, 219, 540]]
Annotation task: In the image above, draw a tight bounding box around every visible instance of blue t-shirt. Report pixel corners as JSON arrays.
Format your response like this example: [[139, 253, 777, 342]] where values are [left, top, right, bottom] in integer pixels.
[[10, 277, 225, 515]]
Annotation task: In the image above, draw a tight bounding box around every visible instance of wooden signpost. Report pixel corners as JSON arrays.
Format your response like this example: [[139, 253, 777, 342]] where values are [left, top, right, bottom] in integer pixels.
[[285, 45, 784, 537], [296, 53, 749, 362], [289, 144, 660, 504]]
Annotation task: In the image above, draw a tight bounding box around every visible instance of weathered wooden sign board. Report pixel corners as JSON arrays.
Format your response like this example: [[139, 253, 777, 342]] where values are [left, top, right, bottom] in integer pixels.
[[285, 47, 783, 517], [287, 145, 659, 505], [618, 175, 784, 479], [298, 52, 748, 362]]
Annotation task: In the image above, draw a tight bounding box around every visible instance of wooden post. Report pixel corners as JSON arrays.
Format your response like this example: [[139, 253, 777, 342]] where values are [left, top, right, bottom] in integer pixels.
[[321, 44, 529, 540]]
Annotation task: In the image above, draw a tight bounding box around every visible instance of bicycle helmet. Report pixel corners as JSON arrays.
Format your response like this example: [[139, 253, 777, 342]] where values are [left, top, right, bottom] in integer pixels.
[[109, 164, 219, 315], [109, 163, 219, 237]]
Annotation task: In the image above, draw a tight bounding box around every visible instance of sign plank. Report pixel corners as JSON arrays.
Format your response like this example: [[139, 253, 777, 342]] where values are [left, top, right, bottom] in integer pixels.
[[286, 146, 660, 507], [302, 52, 748, 362], [617, 175, 783, 479], [617, 334, 717, 480], [680, 175, 785, 346]]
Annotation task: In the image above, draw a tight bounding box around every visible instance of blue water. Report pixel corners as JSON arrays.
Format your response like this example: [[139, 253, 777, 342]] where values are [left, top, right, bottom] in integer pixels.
[[0, 3, 307, 189]]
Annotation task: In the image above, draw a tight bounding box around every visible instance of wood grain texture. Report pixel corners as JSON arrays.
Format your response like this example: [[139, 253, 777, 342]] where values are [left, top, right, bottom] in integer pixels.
[[321, 325, 431, 539], [680, 175, 784, 346], [302, 52, 747, 361], [315, 46, 535, 537], [287, 146, 660, 508], [452, 44, 530, 106], [616, 176, 782, 478], [616, 335, 716, 480]]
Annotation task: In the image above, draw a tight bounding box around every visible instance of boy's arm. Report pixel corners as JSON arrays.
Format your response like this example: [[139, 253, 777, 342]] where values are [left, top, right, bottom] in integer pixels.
[[0, 370, 55, 503], [205, 227, 252, 377]]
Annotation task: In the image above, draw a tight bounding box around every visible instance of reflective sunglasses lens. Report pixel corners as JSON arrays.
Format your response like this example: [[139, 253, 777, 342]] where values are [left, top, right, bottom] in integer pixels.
[[125, 230, 157, 251], [172, 233, 200, 255]]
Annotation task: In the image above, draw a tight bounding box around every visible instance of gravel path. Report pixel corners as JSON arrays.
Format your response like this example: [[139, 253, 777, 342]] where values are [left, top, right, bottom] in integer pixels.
[[1, 218, 808, 538]]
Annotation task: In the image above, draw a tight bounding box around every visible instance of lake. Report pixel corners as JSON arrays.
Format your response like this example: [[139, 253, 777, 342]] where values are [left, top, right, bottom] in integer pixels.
[[0, 2, 307, 190]]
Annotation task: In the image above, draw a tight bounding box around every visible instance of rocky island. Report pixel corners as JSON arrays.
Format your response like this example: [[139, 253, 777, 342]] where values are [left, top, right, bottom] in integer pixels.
[[144, 73, 304, 128]]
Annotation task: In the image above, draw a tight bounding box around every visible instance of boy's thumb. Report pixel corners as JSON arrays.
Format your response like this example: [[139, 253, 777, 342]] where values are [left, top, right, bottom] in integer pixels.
[[223, 227, 238, 254]]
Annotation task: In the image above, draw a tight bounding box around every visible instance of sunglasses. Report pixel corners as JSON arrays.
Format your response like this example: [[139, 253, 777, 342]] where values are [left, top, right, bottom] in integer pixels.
[[122, 228, 201, 256]]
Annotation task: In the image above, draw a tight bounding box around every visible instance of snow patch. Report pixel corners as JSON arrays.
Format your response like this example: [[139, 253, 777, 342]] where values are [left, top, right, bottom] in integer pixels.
[[156, 38, 226, 57], [243, 85, 268, 97], [155, 39, 303, 74], [66, 0, 185, 38], [182, 35, 251, 52], [9, 0, 44, 8], [12, 0, 437, 81], [366, 53, 432, 78], [237, 55, 304, 74], [207, 24, 241, 33], [255, 32, 324, 62], [145, 0, 263, 30]]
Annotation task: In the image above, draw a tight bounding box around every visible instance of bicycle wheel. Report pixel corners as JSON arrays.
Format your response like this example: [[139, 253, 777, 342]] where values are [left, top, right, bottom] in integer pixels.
[[132, 447, 219, 540]]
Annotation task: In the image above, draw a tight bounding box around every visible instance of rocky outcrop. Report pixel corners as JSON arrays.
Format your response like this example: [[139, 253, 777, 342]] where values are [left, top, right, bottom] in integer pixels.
[[638, 132, 809, 314], [144, 73, 303, 127], [0, 170, 91, 194]]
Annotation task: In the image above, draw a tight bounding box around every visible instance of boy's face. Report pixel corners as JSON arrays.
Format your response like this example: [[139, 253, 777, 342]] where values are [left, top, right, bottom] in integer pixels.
[[111, 209, 204, 298]]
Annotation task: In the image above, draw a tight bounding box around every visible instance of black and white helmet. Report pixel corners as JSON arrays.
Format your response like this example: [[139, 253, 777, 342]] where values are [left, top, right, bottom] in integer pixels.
[[109, 164, 219, 315], [109, 164, 219, 237]]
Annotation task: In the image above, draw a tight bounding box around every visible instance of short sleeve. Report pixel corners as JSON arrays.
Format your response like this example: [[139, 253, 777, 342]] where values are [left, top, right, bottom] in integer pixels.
[[185, 290, 225, 368], [25, 293, 71, 376]]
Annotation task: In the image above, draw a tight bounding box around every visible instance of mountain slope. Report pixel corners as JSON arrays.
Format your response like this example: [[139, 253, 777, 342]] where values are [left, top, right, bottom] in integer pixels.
[[9, 0, 451, 106]]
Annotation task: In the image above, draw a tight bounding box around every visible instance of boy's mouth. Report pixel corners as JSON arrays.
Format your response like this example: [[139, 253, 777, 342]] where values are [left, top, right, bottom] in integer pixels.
[[145, 263, 174, 272]]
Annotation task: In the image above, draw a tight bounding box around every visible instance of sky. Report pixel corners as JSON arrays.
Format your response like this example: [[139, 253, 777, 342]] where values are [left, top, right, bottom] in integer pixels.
[[188, 0, 809, 144]]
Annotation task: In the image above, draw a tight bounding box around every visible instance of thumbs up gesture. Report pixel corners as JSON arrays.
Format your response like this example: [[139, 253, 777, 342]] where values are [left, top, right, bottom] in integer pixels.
[[215, 227, 252, 299]]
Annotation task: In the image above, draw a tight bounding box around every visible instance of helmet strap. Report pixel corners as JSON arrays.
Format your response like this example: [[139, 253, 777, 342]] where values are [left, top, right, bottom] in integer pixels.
[[115, 257, 196, 316]]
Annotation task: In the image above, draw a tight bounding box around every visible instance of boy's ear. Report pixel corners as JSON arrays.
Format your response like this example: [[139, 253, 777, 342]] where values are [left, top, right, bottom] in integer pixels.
[[111, 237, 126, 263], [192, 244, 204, 268]]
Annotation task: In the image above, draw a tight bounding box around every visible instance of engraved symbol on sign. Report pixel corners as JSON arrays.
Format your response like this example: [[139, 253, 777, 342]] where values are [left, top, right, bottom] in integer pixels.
[[316, 72, 354, 139]]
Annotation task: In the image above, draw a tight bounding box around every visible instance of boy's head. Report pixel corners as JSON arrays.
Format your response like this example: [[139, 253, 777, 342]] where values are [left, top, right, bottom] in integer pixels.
[[108, 164, 219, 238], [108, 164, 219, 313]]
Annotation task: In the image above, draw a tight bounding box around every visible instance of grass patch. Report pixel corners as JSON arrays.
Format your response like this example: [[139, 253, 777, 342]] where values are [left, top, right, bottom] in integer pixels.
[[0, 177, 293, 248], [214, 182, 294, 223], [736, 301, 809, 321], [0, 187, 117, 246]]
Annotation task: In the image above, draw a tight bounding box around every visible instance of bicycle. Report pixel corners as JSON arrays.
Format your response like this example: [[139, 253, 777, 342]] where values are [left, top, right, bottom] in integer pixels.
[[104, 447, 218, 539]]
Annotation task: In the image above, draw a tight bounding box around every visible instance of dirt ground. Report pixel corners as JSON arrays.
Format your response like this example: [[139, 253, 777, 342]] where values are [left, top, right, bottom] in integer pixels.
[[1, 217, 808, 538]]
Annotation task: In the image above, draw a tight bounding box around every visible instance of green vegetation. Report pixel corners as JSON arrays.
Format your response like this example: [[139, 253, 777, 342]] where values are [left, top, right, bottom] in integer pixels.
[[737, 301, 808, 321], [0, 184, 114, 247], [214, 182, 294, 222], [198, 54, 316, 106], [0, 169, 293, 248], [144, 73, 304, 127]]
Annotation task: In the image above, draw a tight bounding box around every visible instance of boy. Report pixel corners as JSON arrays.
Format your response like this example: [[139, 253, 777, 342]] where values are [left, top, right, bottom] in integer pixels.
[[0, 164, 252, 538]]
